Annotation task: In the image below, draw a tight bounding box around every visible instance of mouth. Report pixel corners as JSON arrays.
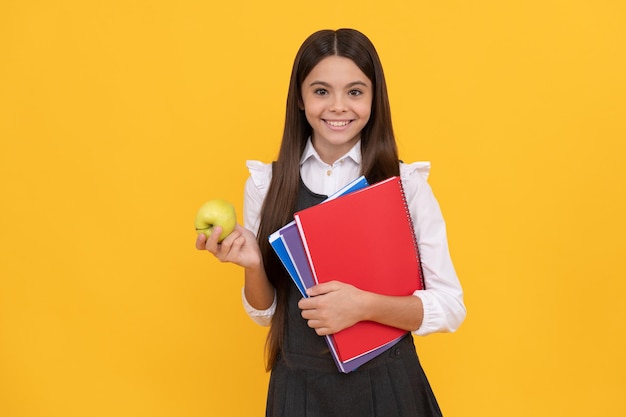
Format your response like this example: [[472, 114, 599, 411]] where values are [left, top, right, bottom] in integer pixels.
[[324, 119, 352, 128]]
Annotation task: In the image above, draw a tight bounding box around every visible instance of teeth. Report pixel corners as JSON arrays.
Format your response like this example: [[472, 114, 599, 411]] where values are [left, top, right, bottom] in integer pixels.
[[326, 120, 350, 127]]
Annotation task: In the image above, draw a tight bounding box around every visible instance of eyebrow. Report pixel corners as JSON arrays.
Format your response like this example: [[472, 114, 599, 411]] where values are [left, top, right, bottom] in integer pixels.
[[308, 80, 370, 88]]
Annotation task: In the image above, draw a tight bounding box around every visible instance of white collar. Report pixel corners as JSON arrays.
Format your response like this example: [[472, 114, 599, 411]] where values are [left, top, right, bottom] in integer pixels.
[[300, 138, 362, 166]]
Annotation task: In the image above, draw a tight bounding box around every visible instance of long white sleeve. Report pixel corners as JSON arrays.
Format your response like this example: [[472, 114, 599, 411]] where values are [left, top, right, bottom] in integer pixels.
[[400, 162, 466, 335]]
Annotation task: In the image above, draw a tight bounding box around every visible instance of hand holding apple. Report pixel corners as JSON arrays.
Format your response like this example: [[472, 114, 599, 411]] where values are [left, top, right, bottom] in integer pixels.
[[194, 199, 237, 242]]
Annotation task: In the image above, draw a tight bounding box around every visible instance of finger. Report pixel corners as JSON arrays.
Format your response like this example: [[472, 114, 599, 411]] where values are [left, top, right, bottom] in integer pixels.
[[195, 233, 207, 250], [315, 327, 331, 336], [306, 282, 338, 297], [306, 319, 322, 329], [215, 229, 246, 262], [232, 223, 246, 234], [300, 308, 316, 320], [229, 233, 246, 252], [298, 297, 313, 310], [307, 321, 332, 336], [204, 226, 223, 253], [216, 228, 241, 254], [218, 226, 245, 247]]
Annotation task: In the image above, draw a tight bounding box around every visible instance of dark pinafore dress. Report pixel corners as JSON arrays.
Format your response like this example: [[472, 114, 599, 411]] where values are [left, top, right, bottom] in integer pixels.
[[265, 179, 443, 417]]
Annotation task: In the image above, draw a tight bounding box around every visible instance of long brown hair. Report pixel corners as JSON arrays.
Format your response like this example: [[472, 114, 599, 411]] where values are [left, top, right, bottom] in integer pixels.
[[257, 28, 400, 371]]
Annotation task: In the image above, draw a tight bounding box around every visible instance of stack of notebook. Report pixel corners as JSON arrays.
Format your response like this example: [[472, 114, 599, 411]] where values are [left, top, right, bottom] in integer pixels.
[[269, 175, 424, 373]]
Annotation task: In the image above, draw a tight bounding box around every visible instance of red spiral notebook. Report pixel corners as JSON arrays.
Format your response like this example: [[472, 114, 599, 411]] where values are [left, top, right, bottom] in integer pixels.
[[293, 176, 425, 363]]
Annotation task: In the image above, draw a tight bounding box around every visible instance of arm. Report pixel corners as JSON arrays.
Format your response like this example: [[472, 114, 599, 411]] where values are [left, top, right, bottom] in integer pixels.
[[407, 165, 466, 336], [299, 163, 466, 336], [243, 254, 274, 311]]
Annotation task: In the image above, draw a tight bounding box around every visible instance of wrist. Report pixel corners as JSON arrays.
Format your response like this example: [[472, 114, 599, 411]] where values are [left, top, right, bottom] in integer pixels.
[[243, 252, 264, 272], [359, 290, 377, 322], [244, 261, 265, 280]]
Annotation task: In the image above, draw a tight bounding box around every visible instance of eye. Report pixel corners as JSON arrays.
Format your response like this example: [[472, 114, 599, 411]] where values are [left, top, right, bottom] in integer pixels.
[[348, 89, 363, 96], [314, 88, 329, 95]]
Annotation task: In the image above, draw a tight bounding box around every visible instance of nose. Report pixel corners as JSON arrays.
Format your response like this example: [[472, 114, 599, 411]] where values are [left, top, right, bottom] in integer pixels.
[[329, 95, 347, 112]]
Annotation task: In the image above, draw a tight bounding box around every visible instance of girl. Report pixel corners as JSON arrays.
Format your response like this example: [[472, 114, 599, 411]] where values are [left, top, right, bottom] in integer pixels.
[[197, 28, 466, 417]]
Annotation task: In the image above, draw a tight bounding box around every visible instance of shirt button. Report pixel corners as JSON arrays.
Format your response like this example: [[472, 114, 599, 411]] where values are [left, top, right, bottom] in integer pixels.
[[326, 170, 332, 176]]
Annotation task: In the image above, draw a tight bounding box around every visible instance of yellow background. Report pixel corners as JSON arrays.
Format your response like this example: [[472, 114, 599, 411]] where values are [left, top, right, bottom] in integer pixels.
[[1, 1, 625, 416]]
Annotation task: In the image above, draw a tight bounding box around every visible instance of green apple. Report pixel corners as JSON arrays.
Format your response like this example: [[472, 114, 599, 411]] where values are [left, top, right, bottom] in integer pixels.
[[194, 199, 237, 242]]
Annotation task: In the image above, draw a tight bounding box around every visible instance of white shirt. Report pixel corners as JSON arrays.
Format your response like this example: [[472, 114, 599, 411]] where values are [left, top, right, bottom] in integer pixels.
[[242, 140, 466, 336]]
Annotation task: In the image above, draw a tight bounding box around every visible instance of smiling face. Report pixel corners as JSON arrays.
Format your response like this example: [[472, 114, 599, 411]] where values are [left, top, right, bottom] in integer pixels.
[[300, 55, 373, 164]]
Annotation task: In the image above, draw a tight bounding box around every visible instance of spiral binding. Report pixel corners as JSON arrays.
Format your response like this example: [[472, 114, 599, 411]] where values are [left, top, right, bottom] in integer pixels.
[[397, 176, 426, 290]]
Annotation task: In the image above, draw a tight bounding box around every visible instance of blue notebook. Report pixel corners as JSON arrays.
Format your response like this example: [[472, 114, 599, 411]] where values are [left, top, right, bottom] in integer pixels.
[[269, 176, 369, 296]]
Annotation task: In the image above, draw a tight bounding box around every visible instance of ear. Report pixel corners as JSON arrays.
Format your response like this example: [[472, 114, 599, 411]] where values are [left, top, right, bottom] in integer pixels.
[[298, 98, 304, 110]]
